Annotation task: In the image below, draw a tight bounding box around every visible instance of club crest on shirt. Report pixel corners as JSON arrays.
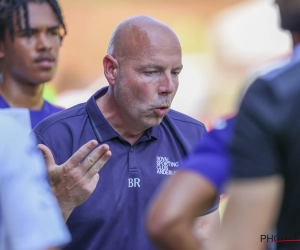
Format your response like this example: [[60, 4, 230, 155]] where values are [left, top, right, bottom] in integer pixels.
[[156, 156, 179, 175]]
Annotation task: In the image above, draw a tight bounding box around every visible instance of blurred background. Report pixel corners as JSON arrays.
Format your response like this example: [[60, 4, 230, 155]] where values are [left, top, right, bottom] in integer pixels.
[[46, 0, 291, 127]]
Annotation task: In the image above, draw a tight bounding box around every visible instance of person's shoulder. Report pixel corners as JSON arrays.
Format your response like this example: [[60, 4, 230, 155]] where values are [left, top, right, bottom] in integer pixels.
[[43, 100, 65, 112], [33, 102, 87, 134], [260, 60, 300, 95], [165, 109, 205, 129], [260, 59, 296, 82], [243, 60, 300, 105], [211, 115, 235, 131], [161, 110, 206, 149], [204, 115, 235, 145]]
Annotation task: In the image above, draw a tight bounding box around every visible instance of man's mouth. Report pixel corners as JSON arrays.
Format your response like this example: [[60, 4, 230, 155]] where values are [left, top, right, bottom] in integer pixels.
[[34, 55, 55, 69], [154, 106, 169, 116]]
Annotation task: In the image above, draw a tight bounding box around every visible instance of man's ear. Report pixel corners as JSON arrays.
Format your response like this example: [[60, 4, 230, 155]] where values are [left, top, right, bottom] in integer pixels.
[[103, 55, 119, 86], [0, 42, 4, 59]]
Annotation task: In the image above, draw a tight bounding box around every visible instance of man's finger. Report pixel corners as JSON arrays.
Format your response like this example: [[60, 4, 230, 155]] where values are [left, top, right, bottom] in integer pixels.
[[83, 145, 112, 178], [37, 144, 56, 169], [67, 140, 99, 169], [91, 149, 111, 172]]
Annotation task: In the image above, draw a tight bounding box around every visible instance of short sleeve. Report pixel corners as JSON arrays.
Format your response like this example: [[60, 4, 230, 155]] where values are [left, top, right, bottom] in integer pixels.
[[179, 118, 234, 194], [230, 78, 281, 179]]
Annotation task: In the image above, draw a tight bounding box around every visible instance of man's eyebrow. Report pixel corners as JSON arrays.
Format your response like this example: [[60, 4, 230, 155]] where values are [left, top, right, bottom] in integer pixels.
[[173, 65, 183, 70], [137, 64, 183, 71], [137, 64, 163, 70], [47, 25, 60, 30]]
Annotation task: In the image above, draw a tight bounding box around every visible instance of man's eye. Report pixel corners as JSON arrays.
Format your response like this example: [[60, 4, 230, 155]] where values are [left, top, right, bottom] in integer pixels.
[[144, 71, 159, 75], [49, 29, 60, 36]]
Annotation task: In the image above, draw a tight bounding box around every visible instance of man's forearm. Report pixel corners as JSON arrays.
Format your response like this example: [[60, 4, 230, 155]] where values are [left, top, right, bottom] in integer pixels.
[[151, 223, 202, 250]]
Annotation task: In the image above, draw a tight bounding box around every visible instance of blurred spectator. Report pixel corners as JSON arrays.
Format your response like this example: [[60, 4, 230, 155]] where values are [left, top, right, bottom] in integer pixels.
[[221, 0, 300, 250], [0, 0, 67, 129], [0, 110, 70, 250]]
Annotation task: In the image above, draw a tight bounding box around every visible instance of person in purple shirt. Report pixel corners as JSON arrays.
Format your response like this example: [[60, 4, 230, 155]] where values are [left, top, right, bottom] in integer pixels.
[[146, 116, 234, 250], [33, 15, 220, 250], [0, 0, 66, 129], [0, 2, 112, 248]]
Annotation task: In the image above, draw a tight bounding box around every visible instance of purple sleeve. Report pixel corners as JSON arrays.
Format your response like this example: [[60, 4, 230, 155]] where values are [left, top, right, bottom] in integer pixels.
[[179, 118, 235, 194]]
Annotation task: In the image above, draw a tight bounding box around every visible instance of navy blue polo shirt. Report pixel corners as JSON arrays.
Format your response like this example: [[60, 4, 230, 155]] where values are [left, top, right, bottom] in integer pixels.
[[0, 95, 63, 129], [33, 87, 215, 250], [180, 116, 235, 194]]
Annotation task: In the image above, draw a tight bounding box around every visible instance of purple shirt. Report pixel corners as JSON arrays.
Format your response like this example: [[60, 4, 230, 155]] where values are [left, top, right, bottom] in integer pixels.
[[33, 87, 210, 250], [179, 117, 234, 194], [0, 95, 63, 129]]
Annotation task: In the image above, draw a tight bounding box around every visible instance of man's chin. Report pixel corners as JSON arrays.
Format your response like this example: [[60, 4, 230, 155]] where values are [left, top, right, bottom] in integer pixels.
[[147, 117, 164, 128], [29, 74, 54, 85]]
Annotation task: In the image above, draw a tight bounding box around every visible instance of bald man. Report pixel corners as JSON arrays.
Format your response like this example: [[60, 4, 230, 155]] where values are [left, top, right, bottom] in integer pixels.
[[33, 15, 219, 250]]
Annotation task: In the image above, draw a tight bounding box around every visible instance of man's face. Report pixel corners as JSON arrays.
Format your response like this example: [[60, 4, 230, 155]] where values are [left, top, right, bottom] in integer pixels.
[[0, 2, 61, 85], [114, 28, 182, 130]]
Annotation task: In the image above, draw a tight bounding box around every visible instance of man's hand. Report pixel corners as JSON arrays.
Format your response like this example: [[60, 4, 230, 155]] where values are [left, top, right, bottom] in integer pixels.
[[38, 140, 111, 221]]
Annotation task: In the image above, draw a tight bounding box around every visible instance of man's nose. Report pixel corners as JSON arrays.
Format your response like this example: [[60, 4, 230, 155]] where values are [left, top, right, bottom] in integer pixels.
[[158, 73, 176, 95], [36, 33, 52, 51]]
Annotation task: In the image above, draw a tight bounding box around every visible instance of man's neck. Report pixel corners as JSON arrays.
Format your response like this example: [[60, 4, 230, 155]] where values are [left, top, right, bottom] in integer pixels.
[[96, 90, 145, 145], [0, 80, 45, 110]]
